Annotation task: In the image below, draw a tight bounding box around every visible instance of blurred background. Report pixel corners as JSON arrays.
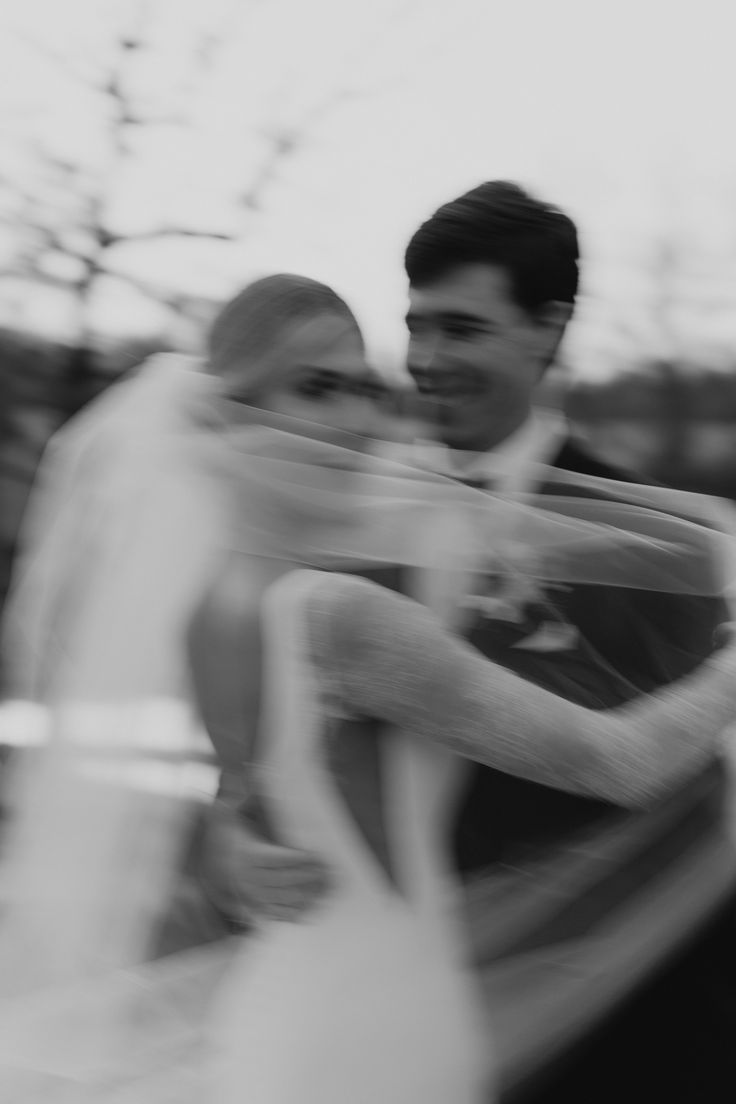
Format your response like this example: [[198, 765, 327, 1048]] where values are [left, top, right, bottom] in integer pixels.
[[1, 0, 736, 628]]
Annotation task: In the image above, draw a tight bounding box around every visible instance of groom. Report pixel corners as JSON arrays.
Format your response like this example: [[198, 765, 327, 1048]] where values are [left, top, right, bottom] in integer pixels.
[[204, 183, 735, 1102], [403, 183, 726, 866], [399, 182, 736, 1102]]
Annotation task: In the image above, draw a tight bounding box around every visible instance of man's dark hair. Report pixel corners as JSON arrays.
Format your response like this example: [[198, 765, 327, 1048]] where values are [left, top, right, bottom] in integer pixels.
[[404, 181, 579, 312]]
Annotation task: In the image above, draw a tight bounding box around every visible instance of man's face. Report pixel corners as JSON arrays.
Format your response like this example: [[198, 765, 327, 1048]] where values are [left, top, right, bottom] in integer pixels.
[[406, 263, 558, 452]]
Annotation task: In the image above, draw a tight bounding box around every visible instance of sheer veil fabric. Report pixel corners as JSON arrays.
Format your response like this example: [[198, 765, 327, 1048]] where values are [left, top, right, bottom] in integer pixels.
[[0, 352, 734, 1097], [5, 353, 734, 705]]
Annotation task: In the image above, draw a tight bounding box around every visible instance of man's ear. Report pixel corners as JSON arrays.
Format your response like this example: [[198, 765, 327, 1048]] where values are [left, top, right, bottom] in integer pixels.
[[532, 300, 573, 368]]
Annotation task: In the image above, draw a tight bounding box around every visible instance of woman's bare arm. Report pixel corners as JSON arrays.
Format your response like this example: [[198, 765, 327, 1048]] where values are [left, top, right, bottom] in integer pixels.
[[306, 573, 736, 809]]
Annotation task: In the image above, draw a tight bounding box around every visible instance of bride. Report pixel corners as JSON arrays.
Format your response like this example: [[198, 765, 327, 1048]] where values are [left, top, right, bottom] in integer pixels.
[[1, 275, 736, 1103]]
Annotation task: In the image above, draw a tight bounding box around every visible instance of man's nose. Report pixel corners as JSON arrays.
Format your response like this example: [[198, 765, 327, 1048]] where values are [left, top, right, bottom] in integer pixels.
[[408, 361, 446, 398]]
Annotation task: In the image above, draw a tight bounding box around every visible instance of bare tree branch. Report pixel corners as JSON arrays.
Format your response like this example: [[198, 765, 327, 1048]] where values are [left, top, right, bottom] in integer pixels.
[[123, 227, 232, 244], [240, 85, 369, 210], [103, 270, 203, 317], [189, 0, 266, 80], [0, 268, 72, 291], [0, 0, 400, 351], [238, 1, 425, 212], [5, 25, 93, 87], [104, 17, 148, 159]]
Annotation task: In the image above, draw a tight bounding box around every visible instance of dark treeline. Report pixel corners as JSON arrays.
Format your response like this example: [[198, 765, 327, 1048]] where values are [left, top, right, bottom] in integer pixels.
[[2, 330, 736, 630], [0, 328, 172, 621]]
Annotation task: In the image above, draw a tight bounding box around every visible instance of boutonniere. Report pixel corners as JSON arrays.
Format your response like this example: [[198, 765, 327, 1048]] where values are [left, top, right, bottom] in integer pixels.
[[461, 547, 578, 650], [513, 621, 579, 653], [462, 568, 543, 624], [461, 547, 547, 622]]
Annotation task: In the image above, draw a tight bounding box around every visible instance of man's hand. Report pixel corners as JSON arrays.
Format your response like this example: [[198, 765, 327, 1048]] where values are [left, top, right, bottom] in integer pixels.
[[200, 804, 333, 926]]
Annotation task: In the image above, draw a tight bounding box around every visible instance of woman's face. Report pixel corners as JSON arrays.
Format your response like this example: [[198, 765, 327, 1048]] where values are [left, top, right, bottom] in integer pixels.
[[224, 312, 394, 528], [250, 313, 390, 444]]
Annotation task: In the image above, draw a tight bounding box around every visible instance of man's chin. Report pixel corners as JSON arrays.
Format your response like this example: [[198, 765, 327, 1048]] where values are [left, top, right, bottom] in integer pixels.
[[440, 428, 512, 453], [437, 413, 490, 451], [439, 406, 531, 452]]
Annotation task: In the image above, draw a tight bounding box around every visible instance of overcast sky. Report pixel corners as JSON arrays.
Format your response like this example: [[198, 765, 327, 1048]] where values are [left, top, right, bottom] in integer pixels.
[[0, 0, 734, 377]]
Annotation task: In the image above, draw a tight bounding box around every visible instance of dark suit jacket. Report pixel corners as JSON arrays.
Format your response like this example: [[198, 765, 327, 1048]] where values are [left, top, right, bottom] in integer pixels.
[[454, 436, 727, 875], [450, 436, 736, 1098]]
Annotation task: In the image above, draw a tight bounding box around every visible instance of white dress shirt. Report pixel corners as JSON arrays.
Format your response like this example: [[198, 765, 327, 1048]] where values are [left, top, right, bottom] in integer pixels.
[[410, 407, 566, 497], [402, 410, 566, 628]]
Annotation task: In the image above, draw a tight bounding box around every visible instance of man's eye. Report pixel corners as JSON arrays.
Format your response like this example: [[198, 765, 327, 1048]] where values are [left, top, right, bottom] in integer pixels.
[[445, 324, 481, 341]]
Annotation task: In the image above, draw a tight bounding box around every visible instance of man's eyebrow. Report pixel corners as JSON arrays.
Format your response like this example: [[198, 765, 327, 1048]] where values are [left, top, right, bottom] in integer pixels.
[[441, 310, 489, 324]]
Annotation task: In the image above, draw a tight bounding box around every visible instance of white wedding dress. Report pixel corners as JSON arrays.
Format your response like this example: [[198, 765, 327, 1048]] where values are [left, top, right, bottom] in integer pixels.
[[2, 563, 735, 1103], [205, 568, 492, 1104], [203, 562, 736, 1104], [0, 568, 492, 1103]]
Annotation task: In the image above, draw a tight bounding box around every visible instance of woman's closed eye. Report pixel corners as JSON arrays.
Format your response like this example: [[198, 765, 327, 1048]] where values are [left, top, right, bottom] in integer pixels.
[[291, 370, 389, 405], [292, 371, 342, 400], [356, 378, 391, 406]]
